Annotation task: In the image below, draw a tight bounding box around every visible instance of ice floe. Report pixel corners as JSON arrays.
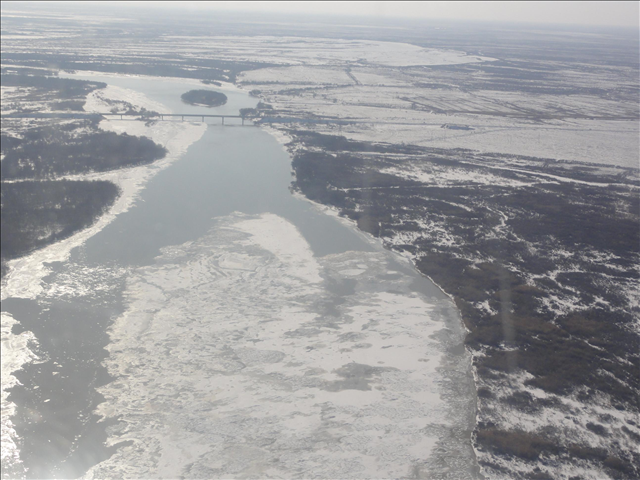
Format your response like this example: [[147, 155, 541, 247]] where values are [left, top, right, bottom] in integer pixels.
[[84, 212, 477, 479]]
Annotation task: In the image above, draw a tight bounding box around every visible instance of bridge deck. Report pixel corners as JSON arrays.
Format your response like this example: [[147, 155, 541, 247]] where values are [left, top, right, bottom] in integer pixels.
[[1, 112, 357, 126], [100, 113, 244, 118], [2, 112, 255, 125], [102, 112, 251, 125]]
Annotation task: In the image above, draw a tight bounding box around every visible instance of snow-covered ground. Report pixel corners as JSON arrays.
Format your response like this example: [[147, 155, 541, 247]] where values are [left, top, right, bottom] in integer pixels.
[[153, 36, 496, 68], [238, 61, 639, 169], [474, 372, 640, 480], [307, 120, 639, 170]]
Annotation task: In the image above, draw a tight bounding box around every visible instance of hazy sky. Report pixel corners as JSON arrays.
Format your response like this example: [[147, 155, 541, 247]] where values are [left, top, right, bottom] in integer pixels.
[[135, 1, 639, 28], [3, 1, 639, 28]]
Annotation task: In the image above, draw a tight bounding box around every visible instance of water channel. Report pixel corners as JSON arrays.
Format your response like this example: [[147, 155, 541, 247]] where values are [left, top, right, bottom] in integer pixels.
[[2, 75, 479, 479]]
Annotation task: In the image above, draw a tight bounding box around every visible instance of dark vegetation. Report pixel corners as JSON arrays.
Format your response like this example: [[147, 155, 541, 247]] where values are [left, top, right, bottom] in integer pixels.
[[1, 180, 120, 277], [257, 101, 274, 111], [477, 429, 637, 477], [1, 66, 58, 77], [239, 108, 258, 117], [1, 123, 167, 179], [94, 94, 158, 116], [180, 89, 227, 107], [1, 121, 165, 277], [51, 100, 86, 111], [1, 74, 106, 112], [289, 131, 640, 475], [1, 53, 274, 83]]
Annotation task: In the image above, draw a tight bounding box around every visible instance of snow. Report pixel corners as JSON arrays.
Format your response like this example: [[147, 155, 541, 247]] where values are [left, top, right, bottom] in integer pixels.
[[380, 165, 531, 188], [234, 213, 323, 284], [0, 312, 38, 477], [239, 60, 638, 169], [164, 36, 497, 68], [84, 85, 166, 113], [62, 69, 251, 95], [240, 66, 354, 85], [260, 125, 293, 147], [2, 27, 637, 479], [474, 371, 640, 480]]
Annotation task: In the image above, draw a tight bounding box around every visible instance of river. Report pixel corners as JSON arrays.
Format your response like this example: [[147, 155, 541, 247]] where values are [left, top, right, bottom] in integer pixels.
[[1, 74, 479, 479]]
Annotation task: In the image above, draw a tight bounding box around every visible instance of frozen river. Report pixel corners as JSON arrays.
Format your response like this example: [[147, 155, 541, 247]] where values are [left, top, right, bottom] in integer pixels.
[[2, 75, 479, 479]]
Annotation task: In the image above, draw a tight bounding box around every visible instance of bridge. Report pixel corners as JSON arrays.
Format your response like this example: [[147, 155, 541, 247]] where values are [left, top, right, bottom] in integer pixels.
[[101, 112, 253, 125], [1, 112, 256, 125], [1, 112, 359, 126]]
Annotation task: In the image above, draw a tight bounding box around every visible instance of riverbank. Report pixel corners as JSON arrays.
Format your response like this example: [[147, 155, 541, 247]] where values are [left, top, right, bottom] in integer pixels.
[[1, 77, 206, 477], [2, 83, 206, 300]]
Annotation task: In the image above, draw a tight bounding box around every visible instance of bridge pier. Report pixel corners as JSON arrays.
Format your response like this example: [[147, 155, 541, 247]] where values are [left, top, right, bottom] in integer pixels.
[[222, 116, 225, 125]]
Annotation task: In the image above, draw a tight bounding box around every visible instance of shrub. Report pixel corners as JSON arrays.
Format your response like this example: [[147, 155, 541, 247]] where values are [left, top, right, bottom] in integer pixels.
[[476, 428, 559, 460], [586, 422, 609, 436], [180, 89, 227, 107], [603, 456, 634, 474]]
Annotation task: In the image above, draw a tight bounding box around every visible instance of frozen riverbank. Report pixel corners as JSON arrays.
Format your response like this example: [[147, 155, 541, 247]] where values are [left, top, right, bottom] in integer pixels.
[[1, 76, 206, 477]]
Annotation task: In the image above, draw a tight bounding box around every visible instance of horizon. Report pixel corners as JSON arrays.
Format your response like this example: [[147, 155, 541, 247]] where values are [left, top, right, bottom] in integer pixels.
[[2, 1, 639, 30]]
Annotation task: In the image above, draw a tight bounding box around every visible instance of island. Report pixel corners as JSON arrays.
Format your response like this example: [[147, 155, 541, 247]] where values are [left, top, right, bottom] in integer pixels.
[[180, 89, 227, 107]]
